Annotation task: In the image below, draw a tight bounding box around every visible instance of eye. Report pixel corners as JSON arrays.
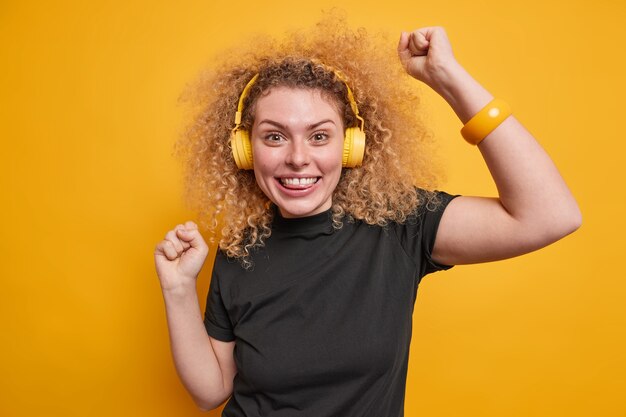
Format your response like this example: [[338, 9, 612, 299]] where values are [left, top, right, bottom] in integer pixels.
[[264, 132, 284, 143], [311, 132, 329, 143]]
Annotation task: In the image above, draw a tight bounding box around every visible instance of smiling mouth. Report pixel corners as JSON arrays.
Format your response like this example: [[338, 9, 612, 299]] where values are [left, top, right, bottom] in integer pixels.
[[278, 177, 320, 189], [280, 177, 318, 185]]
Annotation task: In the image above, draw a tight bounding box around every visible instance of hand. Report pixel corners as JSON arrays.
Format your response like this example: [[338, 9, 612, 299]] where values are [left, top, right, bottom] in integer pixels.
[[397, 27, 460, 91], [154, 221, 209, 292]]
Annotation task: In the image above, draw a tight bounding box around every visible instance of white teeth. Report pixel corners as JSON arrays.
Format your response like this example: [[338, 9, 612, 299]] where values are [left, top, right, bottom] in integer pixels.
[[280, 177, 318, 185]]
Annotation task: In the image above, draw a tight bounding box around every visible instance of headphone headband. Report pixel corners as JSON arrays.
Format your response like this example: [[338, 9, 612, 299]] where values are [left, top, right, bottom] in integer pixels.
[[233, 73, 259, 127]]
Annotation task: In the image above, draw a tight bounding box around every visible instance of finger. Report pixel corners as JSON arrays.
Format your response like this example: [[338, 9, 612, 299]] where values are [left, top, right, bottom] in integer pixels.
[[176, 228, 208, 254], [156, 240, 179, 261], [409, 31, 429, 56], [397, 31, 412, 64], [174, 224, 192, 250], [184, 221, 198, 230], [415, 31, 430, 48], [418, 26, 453, 55], [413, 26, 439, 42], [165, 230, 185, 254]]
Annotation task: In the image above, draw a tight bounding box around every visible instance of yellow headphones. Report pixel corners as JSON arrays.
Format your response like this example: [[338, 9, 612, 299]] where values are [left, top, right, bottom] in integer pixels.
[[230, 70, 366, 170]]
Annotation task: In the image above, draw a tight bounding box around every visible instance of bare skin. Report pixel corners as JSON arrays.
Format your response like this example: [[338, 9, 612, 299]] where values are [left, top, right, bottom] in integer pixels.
[[154, 221, 236, 411], [396, 28, 581, 265], [155, 26, 581, 411], [250, 87, 345, 219]]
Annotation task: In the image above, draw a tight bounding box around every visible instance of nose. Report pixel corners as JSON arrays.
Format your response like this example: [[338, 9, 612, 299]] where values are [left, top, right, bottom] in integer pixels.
[[285, 140, 310, 168]]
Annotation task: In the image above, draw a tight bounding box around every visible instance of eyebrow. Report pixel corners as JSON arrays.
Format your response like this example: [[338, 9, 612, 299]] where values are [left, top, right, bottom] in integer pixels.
[[257, 119, 336, 130]]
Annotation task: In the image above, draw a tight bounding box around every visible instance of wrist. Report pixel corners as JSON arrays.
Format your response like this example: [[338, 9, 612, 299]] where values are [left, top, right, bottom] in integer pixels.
[[431, 63, 494, 124], [430, 62, 470, 100], [161, 281, 198, 300]]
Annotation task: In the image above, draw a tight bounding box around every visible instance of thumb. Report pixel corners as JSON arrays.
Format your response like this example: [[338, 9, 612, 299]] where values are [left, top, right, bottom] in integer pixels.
[[397, 31, 412, 65]]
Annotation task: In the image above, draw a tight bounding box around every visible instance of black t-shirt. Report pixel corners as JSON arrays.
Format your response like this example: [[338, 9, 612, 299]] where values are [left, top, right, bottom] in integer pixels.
[[205, 190, 459, 416]]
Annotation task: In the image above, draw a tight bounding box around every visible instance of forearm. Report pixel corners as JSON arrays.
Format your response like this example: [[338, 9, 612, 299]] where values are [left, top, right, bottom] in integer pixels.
[[162, 287, 227, 411], [436, 63, 582, 234]]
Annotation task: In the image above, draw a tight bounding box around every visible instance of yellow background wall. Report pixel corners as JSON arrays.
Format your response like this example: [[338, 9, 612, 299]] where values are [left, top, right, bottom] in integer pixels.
[[1, 1, 624, 416]]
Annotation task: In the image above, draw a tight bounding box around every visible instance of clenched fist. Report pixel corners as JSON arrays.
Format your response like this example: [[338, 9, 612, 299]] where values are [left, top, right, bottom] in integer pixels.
[[154, 221, 209, 292], [397, 26, 460, 92]]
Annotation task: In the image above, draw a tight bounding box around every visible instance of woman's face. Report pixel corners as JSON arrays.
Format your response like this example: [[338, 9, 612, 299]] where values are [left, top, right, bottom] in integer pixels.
[[251, 86, 344, 218]]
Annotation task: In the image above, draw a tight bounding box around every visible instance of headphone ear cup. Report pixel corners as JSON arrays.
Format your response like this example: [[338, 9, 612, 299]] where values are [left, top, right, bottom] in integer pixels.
[[342, 127, 366, 168], [231, 129, 254, 170]]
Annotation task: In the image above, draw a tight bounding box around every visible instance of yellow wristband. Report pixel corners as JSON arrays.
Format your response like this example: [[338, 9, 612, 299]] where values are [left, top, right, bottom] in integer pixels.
[[461, 98, 512, 145]]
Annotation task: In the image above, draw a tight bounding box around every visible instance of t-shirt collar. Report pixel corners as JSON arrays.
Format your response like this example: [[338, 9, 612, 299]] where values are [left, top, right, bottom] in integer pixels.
[[271, 205, 334, 235]]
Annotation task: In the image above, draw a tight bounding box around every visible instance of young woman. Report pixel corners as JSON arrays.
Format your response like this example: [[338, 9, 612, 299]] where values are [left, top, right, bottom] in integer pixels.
[[154, 23, 581, 416]]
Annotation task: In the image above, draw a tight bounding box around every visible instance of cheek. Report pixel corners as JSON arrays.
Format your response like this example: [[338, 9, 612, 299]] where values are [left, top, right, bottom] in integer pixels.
[[253, 163, 274, 186], [252, 146, 276, 173], [252, 155, 281, 196], [323, 145, 344, 173], [252, 168, 275, 201]]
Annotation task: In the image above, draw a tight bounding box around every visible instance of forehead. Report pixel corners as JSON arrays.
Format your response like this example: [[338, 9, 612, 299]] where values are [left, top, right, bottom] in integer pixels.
[[252, 87, 343, 124]]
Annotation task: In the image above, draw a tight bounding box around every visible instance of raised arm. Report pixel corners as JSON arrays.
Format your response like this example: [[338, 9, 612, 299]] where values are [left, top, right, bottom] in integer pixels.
[[397, 27, 582, 265], [154, 222, 237, 410]]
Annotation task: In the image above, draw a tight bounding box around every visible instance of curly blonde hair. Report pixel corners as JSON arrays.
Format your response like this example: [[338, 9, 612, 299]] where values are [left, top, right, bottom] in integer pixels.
[[176, 12, 444, 268]]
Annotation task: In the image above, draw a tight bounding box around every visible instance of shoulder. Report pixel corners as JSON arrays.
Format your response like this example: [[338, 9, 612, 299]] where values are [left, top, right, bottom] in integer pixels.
[[396, 188, 460, 225], [416, 188, 458, 211], [388, 189, 460, 254], [212, 248, 249, 278]]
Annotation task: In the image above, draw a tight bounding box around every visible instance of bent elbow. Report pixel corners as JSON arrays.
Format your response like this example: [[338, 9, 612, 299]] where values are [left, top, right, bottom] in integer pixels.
[[194, 392, 231, 413], [524, 204, 582, 250], [569, 207, 583, 233], [560, 202, 583, 236], [195, 400, 219, 413], [546, 205, 583, 243], [194, 399, 215, 413]]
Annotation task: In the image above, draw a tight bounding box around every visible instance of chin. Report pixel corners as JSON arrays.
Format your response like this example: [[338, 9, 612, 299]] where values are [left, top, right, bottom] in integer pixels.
[[275, 199, 330, 218]]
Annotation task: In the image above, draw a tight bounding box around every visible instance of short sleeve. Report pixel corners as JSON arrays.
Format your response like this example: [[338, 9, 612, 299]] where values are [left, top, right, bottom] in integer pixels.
[[392, 189, 460, 279], [203, 254, 235, 342]]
